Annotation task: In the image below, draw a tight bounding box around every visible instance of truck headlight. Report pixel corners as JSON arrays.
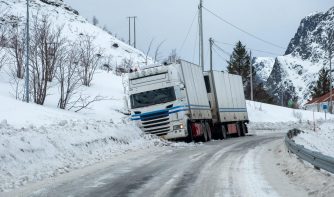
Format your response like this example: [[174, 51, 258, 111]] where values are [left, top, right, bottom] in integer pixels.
[[173, 124, 184, 130]]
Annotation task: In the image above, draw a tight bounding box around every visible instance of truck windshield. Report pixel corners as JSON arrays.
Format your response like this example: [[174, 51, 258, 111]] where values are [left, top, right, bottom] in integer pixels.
[[130, 87, 176, 109]]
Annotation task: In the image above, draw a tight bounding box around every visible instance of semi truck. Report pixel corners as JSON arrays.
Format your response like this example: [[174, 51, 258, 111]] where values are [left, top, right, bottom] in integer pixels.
[[128, 59, 248, 141]]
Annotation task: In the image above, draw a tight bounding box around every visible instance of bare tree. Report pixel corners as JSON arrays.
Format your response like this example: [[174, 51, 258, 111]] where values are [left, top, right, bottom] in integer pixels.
[[167, 49, 179, 63], [68, 95, 107, 112], [7, 65, 25, 100], [0, 24, 8, 70], [145, 38, 154, 65], [55, 42, 82, 109], [29, 16, 64, 105], [154, 40, 165, 63], [116, 57, 133, 75], [101, 55, 114, 73], [8, 23, 25, 78], [77, 35, 102, 87]]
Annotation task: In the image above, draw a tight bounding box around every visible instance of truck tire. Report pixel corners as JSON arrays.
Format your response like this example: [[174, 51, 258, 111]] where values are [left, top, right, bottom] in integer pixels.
[[185, 121, 193, 143], [221, 125, 227, 139], [241, 123, 246, 136], [205, 122, 212, 141], [236, 123, 241, 137], [243, 123, 248, 134], [212, 124, 220, 140], [201, 123, 208, 142]]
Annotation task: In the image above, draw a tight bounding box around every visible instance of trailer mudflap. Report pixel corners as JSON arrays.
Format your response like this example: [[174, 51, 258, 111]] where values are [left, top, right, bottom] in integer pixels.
[[191, 123, 203, 137], [227, 124, 237, 134]]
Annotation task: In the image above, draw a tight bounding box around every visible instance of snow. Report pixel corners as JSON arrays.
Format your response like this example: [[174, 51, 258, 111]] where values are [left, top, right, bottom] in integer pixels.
[[0, 0, 333, 193], [246, 100, 333, 123], [0, 0, 158, 192], [253, 57, 275, 82], [1, 0, 152, 68], [0, 119, 166, 192], [294, 121, 334, 158]]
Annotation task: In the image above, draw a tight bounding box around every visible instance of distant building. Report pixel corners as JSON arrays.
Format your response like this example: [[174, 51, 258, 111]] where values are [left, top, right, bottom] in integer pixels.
[[304, 89, 334, 112]]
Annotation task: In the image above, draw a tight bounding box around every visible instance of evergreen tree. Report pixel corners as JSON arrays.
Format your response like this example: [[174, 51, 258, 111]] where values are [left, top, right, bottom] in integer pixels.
[[253, 83, 275, 104], [311, 67, 330, 98], [227, 41, 254, 99], [92, 16, 99, 26]]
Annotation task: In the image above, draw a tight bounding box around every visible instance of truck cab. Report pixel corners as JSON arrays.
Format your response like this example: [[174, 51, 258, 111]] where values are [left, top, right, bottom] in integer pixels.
[[128, 60, 212, 141], [129, 63, 189, 139]]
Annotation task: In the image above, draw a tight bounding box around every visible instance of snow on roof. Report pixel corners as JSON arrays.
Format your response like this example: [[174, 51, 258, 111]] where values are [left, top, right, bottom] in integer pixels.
[[305, 89, 334, 105]]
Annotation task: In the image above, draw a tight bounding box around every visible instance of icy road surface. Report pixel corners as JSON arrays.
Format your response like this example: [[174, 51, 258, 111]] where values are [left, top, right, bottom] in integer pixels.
[[8, 134, 310, 197]]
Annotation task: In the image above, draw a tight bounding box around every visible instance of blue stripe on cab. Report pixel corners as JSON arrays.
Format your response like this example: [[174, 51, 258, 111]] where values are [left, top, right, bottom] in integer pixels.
[[130, 104, 211, 120]]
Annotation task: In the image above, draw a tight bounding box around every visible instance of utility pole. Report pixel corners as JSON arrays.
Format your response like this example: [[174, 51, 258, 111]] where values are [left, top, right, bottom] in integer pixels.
[[25, 0, 30, 103], [198, 0, 204, 71], [127, 16, 137, 47], [281, 89, 284, 107], [133, 16, 137, 48], [127, 17, 131, 46], [209, 38, 213, 71], [250, 51, 253, 101], [330, 49, 332, 114]]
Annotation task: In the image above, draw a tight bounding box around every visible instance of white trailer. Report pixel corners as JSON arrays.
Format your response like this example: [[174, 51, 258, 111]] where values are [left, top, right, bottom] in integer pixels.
[[204, 71, 249, 139], [128, 60, 212, 141]]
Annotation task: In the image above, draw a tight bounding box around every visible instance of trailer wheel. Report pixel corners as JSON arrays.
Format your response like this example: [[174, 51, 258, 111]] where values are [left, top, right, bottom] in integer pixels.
[[236, 123, 241, 137], [221, 125, 227, 139], [241, 123, 246, 136], [205, 122, 212, 141], [243, 123, 248, 134], [185, 121, 193, 143], [212, 124, 220, 140], [201, 123, 208, 142]]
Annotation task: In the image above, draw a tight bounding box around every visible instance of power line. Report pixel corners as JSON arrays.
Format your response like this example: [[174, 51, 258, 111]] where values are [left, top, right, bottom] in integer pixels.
[[213, 43, 231, 57], [213, 47, 228, 62], [192, 20, 199, 63], [202, 6, 285, 50], [179, 10, 198, 53], [214, 40, 281, 56]]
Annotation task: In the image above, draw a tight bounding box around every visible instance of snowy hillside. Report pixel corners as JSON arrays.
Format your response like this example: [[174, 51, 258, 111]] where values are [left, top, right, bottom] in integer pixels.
[[0, 0, 151, 67], [253, 6, 334, 104], [0, 0, 160, 192]]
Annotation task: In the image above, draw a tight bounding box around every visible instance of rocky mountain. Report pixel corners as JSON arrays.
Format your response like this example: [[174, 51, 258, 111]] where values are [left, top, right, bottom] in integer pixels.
[[253, 6, 334, 105], [0, 0, 151, 68]]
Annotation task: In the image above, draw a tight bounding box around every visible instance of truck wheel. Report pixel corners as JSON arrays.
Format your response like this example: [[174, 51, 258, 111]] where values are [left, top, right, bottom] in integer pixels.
[[222, 125, 227, 139], [241, 123, 246, 136], [236, 123, 241, 137], [205, 122, 212, 141], [185, 121, 193, 143], [212, 124, 220, 140], [201, 123, 208, 142], [243, 123, 248, 134]]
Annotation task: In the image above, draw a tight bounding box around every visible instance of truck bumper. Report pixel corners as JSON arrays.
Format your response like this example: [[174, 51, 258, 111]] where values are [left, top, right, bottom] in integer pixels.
[[161, 129, 188, 140]]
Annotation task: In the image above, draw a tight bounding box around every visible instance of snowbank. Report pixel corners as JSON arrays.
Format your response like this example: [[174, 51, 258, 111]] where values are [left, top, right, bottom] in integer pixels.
[[294, 121, 334, 158], [247, 100, 333, 123], [0, 118, 168, 192]]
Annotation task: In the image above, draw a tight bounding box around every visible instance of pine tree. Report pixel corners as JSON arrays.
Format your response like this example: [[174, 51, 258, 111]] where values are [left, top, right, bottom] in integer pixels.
[[227, 41, 254, 99], [253, 83, 275, 104], [92, 16, 99, 26], [311, 67, 330, 98]]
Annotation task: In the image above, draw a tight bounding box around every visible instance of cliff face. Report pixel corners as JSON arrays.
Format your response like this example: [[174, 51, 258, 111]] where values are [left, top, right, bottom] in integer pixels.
[[254, 7, 334, 105]]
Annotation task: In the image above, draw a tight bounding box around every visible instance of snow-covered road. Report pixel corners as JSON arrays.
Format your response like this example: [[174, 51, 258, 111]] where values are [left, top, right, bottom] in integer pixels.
[[4, 133, 318, 197]]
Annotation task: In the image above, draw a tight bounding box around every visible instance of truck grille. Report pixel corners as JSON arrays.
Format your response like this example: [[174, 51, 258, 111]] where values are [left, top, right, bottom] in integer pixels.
[[140, 111, 170, 136]]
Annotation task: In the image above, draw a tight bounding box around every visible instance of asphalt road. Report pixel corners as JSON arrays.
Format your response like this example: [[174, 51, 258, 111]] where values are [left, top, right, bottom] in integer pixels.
[[22, 134, 306, 197]]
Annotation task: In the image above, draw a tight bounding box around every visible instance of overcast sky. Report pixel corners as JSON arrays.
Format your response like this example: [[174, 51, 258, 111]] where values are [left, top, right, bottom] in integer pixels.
[[64, 0, 333, 70]]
